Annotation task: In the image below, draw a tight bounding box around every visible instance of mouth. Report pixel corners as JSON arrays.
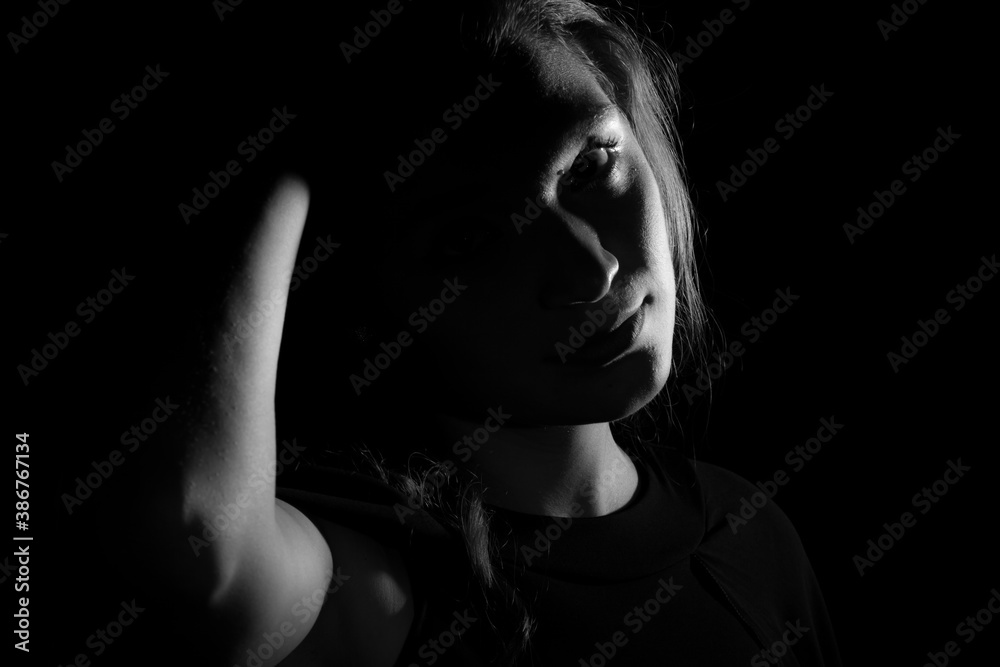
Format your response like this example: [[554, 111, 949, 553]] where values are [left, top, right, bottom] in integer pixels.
[[564, 302, 647, 367]]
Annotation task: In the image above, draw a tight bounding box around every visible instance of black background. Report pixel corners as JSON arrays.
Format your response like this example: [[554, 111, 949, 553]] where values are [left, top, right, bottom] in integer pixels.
[[5, 0, 995, 665]]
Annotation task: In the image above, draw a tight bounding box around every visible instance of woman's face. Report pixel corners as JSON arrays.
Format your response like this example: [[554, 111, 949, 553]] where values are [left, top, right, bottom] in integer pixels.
[[373, 37, 676, 427]]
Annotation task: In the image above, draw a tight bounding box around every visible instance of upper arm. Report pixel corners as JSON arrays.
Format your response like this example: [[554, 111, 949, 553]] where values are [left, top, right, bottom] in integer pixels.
[[207, 498, 415, 666]]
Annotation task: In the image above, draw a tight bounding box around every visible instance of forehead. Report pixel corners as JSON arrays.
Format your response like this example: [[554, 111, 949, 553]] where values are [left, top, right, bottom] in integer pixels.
[[512, 37, 611, 116], [385, 37, 616, 210]]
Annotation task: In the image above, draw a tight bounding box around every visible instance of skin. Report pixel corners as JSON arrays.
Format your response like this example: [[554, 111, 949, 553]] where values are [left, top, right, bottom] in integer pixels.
[[372, 37, 678, 517], [122, 31, 684, 667]]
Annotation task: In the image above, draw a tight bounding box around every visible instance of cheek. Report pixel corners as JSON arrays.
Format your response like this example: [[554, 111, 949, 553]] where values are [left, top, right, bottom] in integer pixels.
[[418, 285, 535, 365], [635, 161, 678, 368], [402, 301, 537, 418], [635, 162, 675, 295]]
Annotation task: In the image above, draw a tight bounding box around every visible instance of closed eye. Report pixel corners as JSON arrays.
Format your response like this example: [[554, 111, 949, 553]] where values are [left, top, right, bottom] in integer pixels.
[[557, 136, 622, 193]]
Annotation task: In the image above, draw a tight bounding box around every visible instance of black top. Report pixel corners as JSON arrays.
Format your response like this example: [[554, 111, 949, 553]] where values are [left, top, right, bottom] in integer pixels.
[[277, 446, 842, 665]]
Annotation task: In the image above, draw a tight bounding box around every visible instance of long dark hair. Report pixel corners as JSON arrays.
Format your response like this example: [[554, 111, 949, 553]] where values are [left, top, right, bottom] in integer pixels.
[[280, 1, 708, 662]]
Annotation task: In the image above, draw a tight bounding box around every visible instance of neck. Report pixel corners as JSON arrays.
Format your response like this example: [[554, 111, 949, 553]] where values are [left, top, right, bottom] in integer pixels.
[[437, 417, 639, 518]]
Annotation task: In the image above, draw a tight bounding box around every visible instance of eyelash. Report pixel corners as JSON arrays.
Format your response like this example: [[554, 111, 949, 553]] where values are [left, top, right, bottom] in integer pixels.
[[558, 136, 622, 192]]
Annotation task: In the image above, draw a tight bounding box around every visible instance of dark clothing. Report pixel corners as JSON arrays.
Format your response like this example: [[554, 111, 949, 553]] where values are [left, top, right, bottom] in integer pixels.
[[277, 446, 842, 665]]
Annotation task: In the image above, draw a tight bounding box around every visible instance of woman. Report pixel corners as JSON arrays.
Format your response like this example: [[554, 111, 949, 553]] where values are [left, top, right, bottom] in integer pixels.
[[131, 1, 842, 664]]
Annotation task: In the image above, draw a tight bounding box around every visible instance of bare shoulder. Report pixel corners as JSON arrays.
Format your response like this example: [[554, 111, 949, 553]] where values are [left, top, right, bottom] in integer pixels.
[[205, 498, 414, 666], [276, 499, 415, 666]]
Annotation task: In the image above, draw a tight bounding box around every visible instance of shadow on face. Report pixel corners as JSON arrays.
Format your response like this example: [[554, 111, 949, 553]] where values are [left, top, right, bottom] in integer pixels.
[[276, 2, 697, 443], [360, 37, 677, 427]]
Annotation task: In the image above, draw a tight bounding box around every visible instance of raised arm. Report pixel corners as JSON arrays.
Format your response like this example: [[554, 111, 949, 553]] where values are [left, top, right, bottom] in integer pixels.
[[109, 175, 413, 665]]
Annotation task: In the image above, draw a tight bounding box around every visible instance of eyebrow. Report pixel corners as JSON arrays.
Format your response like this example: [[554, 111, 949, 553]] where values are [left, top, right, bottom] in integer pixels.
[[389, 103, 624, 221], [561, 103, 621, 142], [534, 101, 623, 176]]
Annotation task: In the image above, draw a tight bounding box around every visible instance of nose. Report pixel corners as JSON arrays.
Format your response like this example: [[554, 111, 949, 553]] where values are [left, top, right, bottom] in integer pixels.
[[540, 214, 619, 308]]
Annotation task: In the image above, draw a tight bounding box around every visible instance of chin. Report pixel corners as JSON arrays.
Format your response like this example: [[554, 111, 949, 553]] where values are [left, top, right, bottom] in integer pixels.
[[566, 325, 675, 423], [581, 345, 672, 422], [407, 328, 674, 427], [504, 343, 673, 426]]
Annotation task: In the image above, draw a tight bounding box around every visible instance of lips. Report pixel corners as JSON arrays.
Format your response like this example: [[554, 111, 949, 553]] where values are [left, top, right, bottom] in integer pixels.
[[567, 304, 646, 366]]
